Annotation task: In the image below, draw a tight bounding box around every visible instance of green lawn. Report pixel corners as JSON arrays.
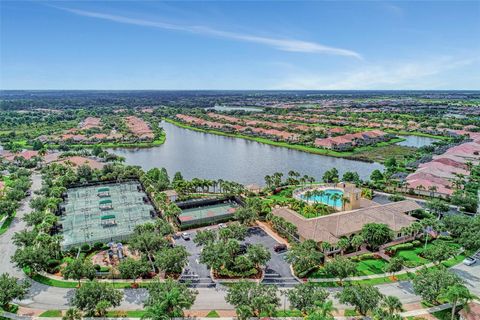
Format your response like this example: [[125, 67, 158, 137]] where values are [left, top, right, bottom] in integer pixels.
[[431, 308, 457, 320], [29, 272, 142, 289], [39, 310, 62, 317], [393, 240, 462, 268], [344, 309, 358, 316], [308, 258, 388, 278], [266, 187, 295, 202], [0, 212, 16, 236], [356, 258, 388, 276], [206, 310, 220, 318], [394, 245, 430, 267]]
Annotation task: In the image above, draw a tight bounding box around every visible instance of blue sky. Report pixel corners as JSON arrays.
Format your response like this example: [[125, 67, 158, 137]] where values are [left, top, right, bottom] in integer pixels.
[[1, 1, 479, 90]]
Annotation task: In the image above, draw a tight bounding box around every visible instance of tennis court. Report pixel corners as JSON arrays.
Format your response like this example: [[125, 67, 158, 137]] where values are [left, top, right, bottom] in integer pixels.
[[60, 181, 155, 249], [178, 201, 239, 227]]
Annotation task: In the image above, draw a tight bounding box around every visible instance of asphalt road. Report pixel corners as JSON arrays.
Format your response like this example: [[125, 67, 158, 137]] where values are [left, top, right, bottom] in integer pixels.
[[0, 172, 42, 277]]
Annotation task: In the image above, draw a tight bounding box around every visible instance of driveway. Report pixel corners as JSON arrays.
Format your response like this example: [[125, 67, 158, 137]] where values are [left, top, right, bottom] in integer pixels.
[[244, 227, 296, 285], [175, 225, 296, 286]]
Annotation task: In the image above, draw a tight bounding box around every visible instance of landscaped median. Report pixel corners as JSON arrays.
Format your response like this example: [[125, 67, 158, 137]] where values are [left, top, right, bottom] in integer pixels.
[[0, 212, 16, 236], [25, 251, 466, 290]]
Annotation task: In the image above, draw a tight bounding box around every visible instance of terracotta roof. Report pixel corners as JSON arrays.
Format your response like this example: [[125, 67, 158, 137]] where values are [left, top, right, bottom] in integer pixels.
[[163, 190, 178, 197], [80, 117, 102, 130], [272, 200, 419, 244], [124, 116, 154, 138], [55, 156, 104, 170], [1, 150, 39, 161], [459, 302, 480, 320]]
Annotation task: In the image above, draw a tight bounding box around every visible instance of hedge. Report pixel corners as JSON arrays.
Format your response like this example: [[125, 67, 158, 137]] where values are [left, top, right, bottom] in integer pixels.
[[385, 240, 422, 254]]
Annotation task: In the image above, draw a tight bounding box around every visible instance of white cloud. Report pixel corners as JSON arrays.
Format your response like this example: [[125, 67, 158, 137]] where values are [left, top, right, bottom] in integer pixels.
[[274, 56, 479, 90], [55, 7, 362, 59]]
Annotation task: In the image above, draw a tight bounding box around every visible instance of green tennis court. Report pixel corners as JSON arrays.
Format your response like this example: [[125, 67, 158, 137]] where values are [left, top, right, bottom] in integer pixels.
[[60, 181, 154, 249], [178, 202, 239, 227]]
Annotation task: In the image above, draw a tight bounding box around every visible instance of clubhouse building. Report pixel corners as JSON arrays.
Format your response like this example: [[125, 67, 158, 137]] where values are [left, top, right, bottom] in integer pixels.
[[272, 200, 421, 254]]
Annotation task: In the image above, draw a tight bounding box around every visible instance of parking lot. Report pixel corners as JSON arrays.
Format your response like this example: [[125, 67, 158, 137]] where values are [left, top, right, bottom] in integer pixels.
[[174, 225, 297, 286]]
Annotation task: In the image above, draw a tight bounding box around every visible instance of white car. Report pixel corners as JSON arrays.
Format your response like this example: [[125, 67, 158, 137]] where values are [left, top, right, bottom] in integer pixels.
[[181, 232, 191, 240], [463, 257, 477, 266]]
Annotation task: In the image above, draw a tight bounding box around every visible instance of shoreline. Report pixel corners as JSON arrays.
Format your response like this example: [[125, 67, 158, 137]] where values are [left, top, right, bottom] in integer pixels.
[[164, 118, 412, 163]]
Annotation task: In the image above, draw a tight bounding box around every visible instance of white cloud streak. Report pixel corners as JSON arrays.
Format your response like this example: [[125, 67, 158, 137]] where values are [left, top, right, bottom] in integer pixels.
[[56, 7, 362, 59], [274, 56, 479, 90]]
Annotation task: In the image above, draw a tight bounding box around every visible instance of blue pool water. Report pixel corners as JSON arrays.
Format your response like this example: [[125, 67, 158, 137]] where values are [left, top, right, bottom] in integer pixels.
[[300, 189, 344, 207]]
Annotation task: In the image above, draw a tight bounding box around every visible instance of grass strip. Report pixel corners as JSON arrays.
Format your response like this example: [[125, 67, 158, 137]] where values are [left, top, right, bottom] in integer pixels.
[[39, 310, 62, 317], [0, 212, 16, 236]]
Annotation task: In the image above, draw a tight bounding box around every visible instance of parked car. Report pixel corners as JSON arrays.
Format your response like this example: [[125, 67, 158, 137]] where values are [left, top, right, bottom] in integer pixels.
[[218, 223, 226, 229], [274, 244, 287, 253], [181, 232, 191, 240], [463, 257, 477, 266]]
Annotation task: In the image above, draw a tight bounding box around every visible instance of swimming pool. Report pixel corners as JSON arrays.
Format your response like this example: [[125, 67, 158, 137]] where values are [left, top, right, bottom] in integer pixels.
[[299, 188, 344, 207]]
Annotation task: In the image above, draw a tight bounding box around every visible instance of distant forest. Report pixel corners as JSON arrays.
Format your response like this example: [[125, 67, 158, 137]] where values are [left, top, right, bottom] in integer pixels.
[[0, 90, 479, 110]]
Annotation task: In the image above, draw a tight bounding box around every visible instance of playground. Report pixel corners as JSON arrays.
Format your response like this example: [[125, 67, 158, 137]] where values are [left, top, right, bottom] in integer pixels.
[[59, 181, 155, 249]]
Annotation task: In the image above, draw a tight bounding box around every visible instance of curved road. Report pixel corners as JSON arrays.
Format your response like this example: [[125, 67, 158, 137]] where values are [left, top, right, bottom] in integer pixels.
[[1, 172, 479, 311]]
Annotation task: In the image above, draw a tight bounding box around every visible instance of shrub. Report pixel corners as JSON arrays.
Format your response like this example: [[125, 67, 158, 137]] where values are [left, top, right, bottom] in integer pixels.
[[94, 264, 101, 271], [388, 194, 406, 202], [80, 243, 91, 252], [47, 259, 61, 268], [385, 241, 421, 254], [68, 246, 78, 255], [100, 266, 110, 272], [93, 242, 103, 250], [351, 253, 375, 262]]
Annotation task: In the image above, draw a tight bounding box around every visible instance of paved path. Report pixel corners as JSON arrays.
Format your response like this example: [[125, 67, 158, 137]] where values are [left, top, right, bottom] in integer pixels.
[[0, 172, 42, 277]]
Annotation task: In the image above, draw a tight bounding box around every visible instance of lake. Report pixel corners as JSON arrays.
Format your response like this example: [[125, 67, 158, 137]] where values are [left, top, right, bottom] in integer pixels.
[[211, 105, 263, 112], [397, 135, 439, 148], [109, 122, 384, 185]]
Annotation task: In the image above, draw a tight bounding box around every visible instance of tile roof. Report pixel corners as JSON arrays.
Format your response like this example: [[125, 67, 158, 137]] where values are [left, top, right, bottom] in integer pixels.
[[272, 200, 420, 244]]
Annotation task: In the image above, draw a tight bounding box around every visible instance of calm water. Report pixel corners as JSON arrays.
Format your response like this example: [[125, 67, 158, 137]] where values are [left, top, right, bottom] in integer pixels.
[[397, 135, 439, 148], [212, 105, 263, 112], [109, 122, 384, 185]]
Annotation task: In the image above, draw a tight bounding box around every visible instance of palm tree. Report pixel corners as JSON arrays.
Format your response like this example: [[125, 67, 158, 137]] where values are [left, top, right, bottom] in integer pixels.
[[337, 238, 350, 256], [264, 175, 272, 189], [341, 196, 350, 211], [428, 185, 437, 198], [309, 300, 338, 319], [320, 242, 332, 255], [465, 161, 473, 172], [164, 203, 181, 223], [330, 193, 341, 208], [311, 190, 320, 204], [217, 179, 224, 193], [304, 190, 313, 202], [415, 185, 426, 195], [211, 180, 218, 193], [409, 221, 423, 237], [350, 234, 364, 252], [439, 284, 477, 320], [318, 190, 326, 204]]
